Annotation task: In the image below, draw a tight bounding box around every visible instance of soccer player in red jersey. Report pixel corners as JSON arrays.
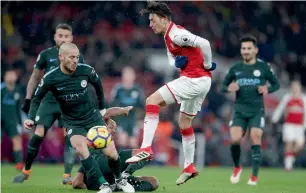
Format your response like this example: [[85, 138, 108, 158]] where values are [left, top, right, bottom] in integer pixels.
[[126, 2, 216, 185], [272, 81, 306, 171]]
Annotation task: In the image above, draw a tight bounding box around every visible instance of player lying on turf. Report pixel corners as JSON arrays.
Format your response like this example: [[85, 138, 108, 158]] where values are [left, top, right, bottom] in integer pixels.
[[17, 42, 134, 193], [126, 1, 216, 185], [72, 149, 159, 192]]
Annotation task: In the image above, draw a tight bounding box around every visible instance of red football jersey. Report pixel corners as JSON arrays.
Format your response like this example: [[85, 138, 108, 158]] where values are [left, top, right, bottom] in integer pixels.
[[164, 22, 212, 78], [272, 94, 306, 126]]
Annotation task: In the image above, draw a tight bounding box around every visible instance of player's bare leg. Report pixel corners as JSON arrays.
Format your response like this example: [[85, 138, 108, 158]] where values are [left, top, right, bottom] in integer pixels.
[[284, 142, 295, 171], [103, 141, 135, 193], [126, 91, 166, 163], [229, 126, 243, 184], [248, 128, 263, 186], [12, 135, 23, 170], [13, 125, 45, 183], [176, 113, 198, 185], [285, 140, 304, 171]]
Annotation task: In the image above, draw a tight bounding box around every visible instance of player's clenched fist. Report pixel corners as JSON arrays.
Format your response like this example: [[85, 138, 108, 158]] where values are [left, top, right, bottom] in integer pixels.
[[123, 106, 133, 116], [228, 82, 240, 92], [24, 119, 34, 130]]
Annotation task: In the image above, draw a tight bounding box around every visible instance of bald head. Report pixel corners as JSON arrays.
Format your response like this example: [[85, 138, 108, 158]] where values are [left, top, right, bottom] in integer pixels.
[[59, 42, 79, 54], [59, 42, 80, 73]]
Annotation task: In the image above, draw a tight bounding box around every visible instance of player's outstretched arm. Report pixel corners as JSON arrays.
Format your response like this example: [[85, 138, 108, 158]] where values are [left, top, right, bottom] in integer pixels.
[[172, 31, 212, 69], [103, 106, 134, 120], [265, 63, 280, 93]]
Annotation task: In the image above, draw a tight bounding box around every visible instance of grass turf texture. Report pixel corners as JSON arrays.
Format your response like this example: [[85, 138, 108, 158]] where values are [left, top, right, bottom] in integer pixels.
[[2, 165, 306, 193]]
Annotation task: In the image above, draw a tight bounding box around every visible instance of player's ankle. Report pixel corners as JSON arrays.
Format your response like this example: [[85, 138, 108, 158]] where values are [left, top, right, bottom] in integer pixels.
[[63, 173, 71, 178], [22, 168, 31, 175]]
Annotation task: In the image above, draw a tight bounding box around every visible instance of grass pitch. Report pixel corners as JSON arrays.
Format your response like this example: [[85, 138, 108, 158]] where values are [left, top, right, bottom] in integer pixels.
[[1, 165, 306, 193]]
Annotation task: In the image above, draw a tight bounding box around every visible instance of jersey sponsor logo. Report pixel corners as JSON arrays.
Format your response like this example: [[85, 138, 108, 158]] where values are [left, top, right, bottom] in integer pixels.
[[81, 80, 87, 88], [58, 88, 87, 101], [237, 78, 260, 86], [35, 115, 40, 122], [49, 58, 58, 62], [253, 70, 261, 77]]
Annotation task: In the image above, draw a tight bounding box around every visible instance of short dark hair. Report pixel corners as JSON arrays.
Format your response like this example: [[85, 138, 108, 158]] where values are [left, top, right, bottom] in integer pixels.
[[140, 1, 171, 20], [240, 34, 257, 46], [56, 23, 72, 33]]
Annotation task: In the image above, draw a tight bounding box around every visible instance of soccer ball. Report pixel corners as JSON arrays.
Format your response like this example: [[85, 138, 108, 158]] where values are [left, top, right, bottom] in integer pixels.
[[87, 126, 112, 149]]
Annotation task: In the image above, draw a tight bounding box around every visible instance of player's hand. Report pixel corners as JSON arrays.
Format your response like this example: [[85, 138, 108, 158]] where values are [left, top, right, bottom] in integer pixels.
[[228, 82, 239, 92], [174, 56, 188, 69], [22, 99, 31, 114], [106, 118, 117, 135], [258, 85, 268, 95], [24, 119, 34, 130], [123, 106, 133, 116]]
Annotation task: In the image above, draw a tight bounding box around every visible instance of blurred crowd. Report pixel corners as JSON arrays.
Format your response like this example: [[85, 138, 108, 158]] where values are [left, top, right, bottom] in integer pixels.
[[1, 1, 306, 167]]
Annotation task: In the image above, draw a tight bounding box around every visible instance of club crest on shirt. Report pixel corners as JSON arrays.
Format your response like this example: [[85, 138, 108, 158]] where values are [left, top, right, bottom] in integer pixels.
[[14, 93, 20, 100], [81, 80, 87, 88], [131, 91, 139, 99], [253, 70, 261, 77]]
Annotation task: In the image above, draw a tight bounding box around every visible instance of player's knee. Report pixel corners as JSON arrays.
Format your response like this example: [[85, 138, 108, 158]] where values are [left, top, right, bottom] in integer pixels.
[[230, 126, 243, 143], [178, 114, 192, 129], [230, 134, 242, 144], [145, 92, 164, 106], [295, 141, 305, 152], [34, 126, 46, 137], [73, 143, 88, 158], [250, 128, 263, 144], [12, 136, 22, 149], [146, 95, 156, 105], [150, 176, 159, 190]]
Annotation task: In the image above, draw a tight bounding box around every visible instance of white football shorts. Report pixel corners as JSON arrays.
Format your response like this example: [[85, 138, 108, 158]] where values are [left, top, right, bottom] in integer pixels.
[[158, 76, 211, 116], [283, 123, 305, 144]]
